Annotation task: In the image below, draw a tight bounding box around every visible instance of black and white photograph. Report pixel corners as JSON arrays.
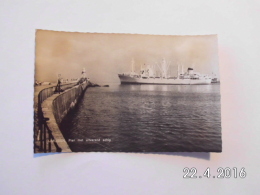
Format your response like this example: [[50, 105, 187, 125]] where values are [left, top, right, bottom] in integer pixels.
[[34, 30, 222, 153], [3, 1, 260, 194]]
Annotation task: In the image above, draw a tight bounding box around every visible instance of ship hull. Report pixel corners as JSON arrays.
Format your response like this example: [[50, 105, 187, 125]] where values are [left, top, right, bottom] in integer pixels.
[[118, 75, 212, 85]]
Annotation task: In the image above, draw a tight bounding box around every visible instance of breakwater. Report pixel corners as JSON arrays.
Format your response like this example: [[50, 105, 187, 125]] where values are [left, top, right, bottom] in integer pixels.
[[34, 81, 89, 153]]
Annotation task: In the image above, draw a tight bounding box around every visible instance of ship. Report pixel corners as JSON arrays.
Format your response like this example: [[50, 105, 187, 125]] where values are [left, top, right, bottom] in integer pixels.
[[211, 78, 218, 83], [118, 59, 212, 85], [210, 73, 219, 83]]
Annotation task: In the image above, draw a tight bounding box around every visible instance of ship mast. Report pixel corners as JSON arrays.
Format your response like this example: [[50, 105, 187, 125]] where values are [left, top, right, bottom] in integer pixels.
[[131, 58, 135, 73], [177, 64, 179, 79]]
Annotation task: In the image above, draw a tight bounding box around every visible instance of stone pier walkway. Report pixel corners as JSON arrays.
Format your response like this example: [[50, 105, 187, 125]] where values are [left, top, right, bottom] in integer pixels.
[[33, 83, 76, 153]]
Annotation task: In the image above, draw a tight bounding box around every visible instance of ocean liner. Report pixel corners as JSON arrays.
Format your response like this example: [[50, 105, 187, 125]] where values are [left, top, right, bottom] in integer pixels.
[[118, 59, 212, 85]]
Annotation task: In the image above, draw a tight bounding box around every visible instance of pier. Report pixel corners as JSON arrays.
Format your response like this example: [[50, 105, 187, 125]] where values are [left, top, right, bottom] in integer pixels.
[[34, 81, 91, 153]]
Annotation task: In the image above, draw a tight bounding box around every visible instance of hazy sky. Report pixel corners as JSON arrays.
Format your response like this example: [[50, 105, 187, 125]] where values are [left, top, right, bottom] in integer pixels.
[[35, 30, 219, 84]]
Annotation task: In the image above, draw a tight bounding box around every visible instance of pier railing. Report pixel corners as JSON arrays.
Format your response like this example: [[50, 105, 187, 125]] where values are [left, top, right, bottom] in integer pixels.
[[52, 81, 88, 124], [34, 82, 77, 153], [38, 83, 77, 105], [38, 118, 62, 152]]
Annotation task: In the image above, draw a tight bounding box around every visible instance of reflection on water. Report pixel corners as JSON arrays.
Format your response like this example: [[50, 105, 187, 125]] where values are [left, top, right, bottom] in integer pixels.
[[60, 84, 222, 152]]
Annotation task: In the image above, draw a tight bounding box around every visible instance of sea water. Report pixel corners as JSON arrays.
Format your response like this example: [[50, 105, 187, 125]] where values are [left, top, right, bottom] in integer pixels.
[[60, 84, 222, 152]]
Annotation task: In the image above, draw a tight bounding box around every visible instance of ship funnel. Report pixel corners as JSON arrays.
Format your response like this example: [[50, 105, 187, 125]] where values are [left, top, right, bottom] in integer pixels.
[[188, 67, 193, 75]]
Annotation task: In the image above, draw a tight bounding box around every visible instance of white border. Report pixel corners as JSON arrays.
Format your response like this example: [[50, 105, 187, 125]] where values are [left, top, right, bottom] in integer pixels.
[[1, 1, 259, 194]]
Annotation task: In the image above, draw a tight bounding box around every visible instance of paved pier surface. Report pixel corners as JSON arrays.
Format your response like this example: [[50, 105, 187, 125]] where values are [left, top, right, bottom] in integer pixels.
[[33, 83, 76, 153], [34, 84, 55, 153], [34, 81, 90, 153], [34, 83, 77, 115], [34, 84, 56, 111]]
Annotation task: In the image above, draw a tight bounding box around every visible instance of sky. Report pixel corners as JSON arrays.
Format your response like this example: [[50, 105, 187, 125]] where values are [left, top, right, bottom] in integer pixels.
[[35, 30, 219, 84]]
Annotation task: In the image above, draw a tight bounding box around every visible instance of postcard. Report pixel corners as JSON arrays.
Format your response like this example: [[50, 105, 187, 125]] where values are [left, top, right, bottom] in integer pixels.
[[34, 30, 221, 153]]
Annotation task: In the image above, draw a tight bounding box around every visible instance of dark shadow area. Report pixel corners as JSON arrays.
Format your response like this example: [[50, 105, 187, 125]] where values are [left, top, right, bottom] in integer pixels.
[[34, 152, 210, 160], [148, 152, 210, 160], [34, 152, 66, 158]]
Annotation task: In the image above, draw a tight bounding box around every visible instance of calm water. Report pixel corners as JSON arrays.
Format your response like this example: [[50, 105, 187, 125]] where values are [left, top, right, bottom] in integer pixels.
[[60, 84, 222, 152]]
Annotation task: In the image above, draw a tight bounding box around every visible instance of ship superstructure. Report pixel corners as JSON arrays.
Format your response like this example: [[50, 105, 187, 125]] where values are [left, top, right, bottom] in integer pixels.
[[118, 59, 212, 85]]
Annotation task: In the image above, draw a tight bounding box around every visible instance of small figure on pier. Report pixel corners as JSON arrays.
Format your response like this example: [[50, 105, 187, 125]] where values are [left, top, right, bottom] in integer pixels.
[[54, 74, 64, 94]]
